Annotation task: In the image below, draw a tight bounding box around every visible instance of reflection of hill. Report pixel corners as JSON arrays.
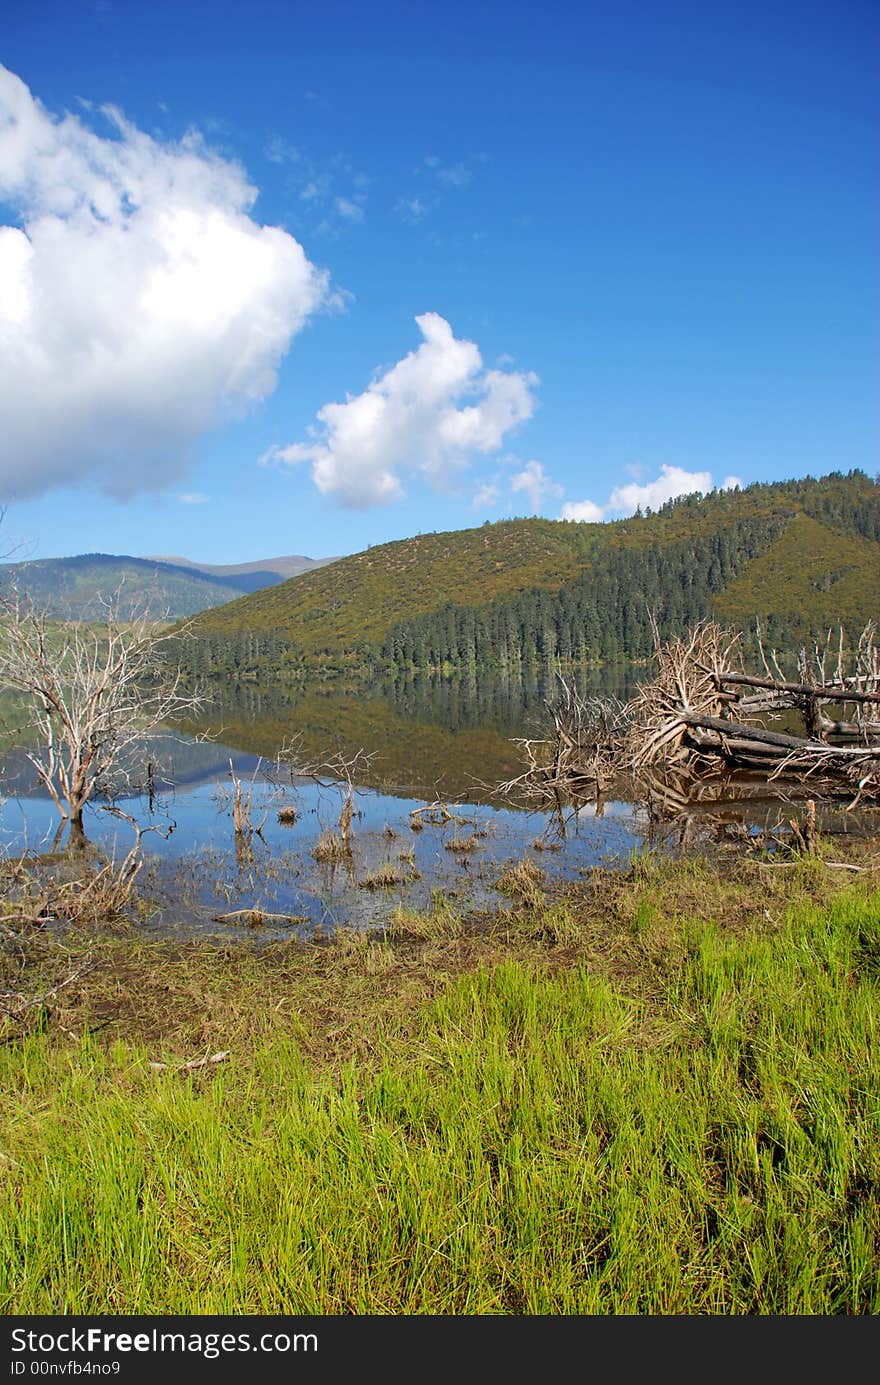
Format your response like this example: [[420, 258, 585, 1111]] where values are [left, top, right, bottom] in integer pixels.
[[0, 735, 260, 800], [0, 669, 642, 808], [386, 665, 639, 734], [183, 669, 638, 803]]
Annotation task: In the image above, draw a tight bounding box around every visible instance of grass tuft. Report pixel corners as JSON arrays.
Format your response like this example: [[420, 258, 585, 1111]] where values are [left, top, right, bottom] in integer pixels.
[[312, 830, 352, 864]]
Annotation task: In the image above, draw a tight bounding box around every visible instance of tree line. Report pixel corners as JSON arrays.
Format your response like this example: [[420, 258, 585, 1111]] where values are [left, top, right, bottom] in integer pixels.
[[382, 515, 789, 673]]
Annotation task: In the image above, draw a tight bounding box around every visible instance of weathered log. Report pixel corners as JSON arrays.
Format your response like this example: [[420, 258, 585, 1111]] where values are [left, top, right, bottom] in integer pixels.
[[718, 672, 880, 705], [680, 712, 878, 757], [819, 717, 880, 738], [685, 730, 796, 759]]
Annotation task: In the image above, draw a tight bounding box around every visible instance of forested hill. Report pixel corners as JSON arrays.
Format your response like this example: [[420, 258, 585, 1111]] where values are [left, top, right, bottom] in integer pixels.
[[181, 471, 880, 678]]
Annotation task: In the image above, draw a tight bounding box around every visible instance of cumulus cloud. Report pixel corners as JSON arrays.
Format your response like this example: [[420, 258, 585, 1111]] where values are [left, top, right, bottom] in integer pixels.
[[560, 498, 605, 523], [561, 466, 742, 523], [511, 460, 563, 514], [0, 65, 331, 500], [607, 464, 712, 515], [262, 313, 538, 508]]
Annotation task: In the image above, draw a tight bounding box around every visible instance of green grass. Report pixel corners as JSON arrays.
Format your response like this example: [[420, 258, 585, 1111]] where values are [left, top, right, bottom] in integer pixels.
[[1, 861, 878, 1313]]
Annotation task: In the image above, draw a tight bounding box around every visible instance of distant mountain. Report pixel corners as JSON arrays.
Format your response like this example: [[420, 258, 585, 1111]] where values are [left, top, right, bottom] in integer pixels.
[[0, 550, 339, 621], [143, 554, 337, 581], [182, 471, 880, 676]]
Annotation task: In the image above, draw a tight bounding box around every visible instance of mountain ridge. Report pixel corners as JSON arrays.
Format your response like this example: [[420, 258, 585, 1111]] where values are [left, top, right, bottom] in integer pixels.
[[143, 554, 338, 580], [181, 471, 880, 676], [0, 551, 338, 620]]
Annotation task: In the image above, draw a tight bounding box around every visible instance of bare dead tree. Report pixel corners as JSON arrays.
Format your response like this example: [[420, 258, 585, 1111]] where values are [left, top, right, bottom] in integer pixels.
[[498, 669, 631, 827], [274, 742, 377, 858], [0, 589, 204, 842]]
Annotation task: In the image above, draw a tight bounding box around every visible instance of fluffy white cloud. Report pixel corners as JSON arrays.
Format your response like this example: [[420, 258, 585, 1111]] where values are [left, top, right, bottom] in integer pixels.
[[511, 460, 563, 514], [263, 313, 538, 508], [0, 66, 330, 500], [560, 498, 604, 523], [562, 466, 741, 523], [607, 465, 713, 515]]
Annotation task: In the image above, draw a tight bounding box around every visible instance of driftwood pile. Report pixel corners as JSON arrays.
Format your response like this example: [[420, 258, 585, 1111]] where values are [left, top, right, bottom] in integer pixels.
[[503, 622, 880, 818]]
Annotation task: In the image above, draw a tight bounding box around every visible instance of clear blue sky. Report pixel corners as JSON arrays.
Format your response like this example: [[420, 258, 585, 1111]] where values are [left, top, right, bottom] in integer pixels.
[[1, 0, 877, 563]]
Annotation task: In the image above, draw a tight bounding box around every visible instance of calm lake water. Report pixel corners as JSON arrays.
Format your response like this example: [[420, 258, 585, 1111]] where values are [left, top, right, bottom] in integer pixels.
[[0, 670, 871, 939]]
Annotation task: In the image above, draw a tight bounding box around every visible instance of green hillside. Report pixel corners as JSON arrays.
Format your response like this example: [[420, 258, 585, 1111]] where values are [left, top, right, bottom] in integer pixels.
[[713, 513, 880, 642], [182, 471, 880, 674], [185, 518, 593, 653]]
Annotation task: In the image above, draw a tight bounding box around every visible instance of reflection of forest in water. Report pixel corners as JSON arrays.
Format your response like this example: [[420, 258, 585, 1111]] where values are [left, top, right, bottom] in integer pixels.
[[184, 666, 643, 803], [3, 671, 633, 806], [2, 668, 876, 874]]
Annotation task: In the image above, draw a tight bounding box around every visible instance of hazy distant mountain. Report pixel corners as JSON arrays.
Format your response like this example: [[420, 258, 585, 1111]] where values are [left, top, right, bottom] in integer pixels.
[[0, 551, 339, 621], [144, 554, 338, 580]]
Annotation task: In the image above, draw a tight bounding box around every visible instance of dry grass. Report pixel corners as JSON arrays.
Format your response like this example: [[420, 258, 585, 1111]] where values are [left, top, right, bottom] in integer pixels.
[[444, 833, 481, 854], [495, 857, 547, 906], [312, 830, 352, 864], [360, 862, 408, 890]]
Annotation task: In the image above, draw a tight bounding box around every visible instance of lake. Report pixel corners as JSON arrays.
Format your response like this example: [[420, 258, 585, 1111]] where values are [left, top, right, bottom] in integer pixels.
[[0, 669, 872, 939]]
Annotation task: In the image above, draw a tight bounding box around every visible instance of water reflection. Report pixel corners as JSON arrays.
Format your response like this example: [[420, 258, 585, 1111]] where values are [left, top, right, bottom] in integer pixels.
[[1, 669, 873, 940], [0, 750, 647, 940]]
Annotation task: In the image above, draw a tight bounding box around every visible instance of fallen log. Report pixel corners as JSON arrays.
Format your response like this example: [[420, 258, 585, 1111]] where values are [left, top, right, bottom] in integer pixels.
[[819, 717, 880, 738], [685, 730, 803, 761], [717, 672, 880, 704], [680, 712, 878, 757]]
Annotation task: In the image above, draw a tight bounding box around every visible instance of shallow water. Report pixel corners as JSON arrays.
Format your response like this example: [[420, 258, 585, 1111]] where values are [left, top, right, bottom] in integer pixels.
[[0, 743, 648, 940], [1, 671, 874, 940]]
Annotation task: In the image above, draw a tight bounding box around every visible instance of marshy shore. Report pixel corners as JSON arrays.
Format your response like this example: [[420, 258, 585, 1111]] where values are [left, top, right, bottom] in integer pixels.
[[2, 844, 879, 1314]]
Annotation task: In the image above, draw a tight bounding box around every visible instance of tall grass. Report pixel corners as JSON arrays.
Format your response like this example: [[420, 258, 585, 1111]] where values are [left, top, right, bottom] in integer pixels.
[[1, 882, 877, 1313]]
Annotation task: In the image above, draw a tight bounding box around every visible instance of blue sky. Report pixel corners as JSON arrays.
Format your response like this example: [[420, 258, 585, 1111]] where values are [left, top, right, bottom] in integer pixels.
[[0, 0, 876, 563]]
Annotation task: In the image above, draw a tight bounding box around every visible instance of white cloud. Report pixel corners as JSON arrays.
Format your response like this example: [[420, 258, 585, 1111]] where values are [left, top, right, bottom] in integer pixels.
[[511, 460, 563, 514], [607, 464, 713, 515], [721, 474, 743, 491], [334, 196, 363, 223], [561, 465, 740, 523], [262, 313, 538, 508], [472, 481, 500, 510], [264, 135, 300, 165], [435, 161, 471, 189], [425, 156, 471, 189], [560, 498, 604, 523], [177, 491, 208, 505], [0, 65, 331, 500], [395, 195, 427, 221]]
